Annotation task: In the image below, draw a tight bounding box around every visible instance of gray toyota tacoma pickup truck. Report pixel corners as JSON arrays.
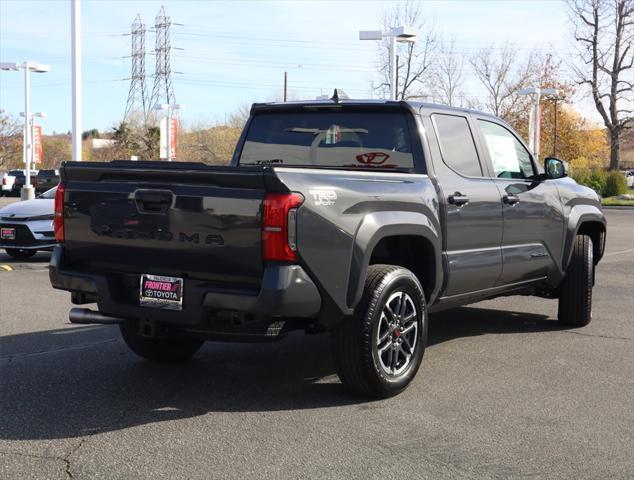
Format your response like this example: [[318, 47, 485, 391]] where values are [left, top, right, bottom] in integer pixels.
[[50, 98, 606, 397]]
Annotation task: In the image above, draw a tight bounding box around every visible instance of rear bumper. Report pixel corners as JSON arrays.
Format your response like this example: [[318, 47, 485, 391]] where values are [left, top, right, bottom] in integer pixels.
[[49, 246, 322, 325]]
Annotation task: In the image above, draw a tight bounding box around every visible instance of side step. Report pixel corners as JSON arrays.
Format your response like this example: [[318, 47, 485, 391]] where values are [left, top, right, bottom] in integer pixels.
[[69, 308, 123, 325]]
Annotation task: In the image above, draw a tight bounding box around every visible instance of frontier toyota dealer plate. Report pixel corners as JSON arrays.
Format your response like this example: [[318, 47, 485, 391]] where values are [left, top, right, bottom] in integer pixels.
[[139, 274, 183, 310], [1, 227, 16, 240]]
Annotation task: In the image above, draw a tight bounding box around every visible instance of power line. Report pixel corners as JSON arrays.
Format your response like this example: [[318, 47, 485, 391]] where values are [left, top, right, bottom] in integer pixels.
[[148, 6, 176, 119], [124, 14, 148, 123]]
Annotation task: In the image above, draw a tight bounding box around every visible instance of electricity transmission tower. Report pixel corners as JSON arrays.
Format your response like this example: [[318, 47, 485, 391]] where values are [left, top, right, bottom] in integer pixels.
[[124, 14, 147, 123], [149, 6, 176, 120]]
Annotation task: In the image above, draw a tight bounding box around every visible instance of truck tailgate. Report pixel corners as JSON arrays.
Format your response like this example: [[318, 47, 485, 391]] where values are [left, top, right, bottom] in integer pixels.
[[61, 161, 272, 288]]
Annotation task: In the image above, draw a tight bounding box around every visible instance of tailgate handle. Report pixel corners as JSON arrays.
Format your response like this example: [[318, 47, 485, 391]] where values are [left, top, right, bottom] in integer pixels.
[[134, 190, 173, 214]]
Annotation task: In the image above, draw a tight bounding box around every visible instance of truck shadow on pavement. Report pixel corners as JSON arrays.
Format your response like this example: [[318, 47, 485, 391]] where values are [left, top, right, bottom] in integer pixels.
[[0, 306, 564, 441]]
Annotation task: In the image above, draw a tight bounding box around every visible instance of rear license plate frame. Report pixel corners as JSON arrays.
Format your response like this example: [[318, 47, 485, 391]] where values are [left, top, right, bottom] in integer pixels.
[[139, 274, 183, 310]]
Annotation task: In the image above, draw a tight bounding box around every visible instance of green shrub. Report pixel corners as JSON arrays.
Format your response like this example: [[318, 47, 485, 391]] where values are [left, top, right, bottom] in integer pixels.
[[568, 168, 627, 197], [604, 171, 628, 197], [588, 170, 608, 196], [570, 167, 592, 186]]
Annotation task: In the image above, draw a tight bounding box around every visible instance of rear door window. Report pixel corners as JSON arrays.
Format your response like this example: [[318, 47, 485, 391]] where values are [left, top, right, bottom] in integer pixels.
[[239, 111, 415, 170], [431, 114, 483, 177]]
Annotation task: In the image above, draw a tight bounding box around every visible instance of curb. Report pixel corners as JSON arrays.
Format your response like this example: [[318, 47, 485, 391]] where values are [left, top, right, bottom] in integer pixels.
[[602, 206, 634, 210]]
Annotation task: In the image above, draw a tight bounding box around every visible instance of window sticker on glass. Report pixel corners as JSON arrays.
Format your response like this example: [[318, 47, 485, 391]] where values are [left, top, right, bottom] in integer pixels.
[[484, 134, 520, 174]]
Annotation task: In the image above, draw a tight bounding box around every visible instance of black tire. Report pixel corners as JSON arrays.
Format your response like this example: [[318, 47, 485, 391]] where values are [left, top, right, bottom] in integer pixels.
[[332, 264, 428, 398], [120, 321, 204, 362], [558, 235, 594, 327], [5, 248, 37, 259]]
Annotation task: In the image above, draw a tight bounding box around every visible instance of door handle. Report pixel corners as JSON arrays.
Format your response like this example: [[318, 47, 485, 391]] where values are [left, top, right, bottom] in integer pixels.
[[448, 192, 470, 207], [503, 194, 520, 206]]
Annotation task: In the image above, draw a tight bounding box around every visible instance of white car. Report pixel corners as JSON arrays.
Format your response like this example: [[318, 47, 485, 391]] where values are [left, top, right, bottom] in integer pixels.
[[0, 186, 56, 258], [626, 170, 634, 188], [1, 169, 38, 196]]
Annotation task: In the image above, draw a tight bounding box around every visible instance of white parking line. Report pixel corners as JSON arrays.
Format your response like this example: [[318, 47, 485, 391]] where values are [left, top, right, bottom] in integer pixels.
[[603, 248, 634, 257]]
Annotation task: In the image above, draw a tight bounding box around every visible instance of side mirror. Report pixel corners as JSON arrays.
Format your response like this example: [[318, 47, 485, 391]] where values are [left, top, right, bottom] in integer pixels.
[[544, 157, 568, 179]]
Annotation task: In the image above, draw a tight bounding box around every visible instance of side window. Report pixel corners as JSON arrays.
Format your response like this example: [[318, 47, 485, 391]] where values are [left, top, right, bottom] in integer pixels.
[[477, 120, 535, 179], [432, 114, 483, 177]]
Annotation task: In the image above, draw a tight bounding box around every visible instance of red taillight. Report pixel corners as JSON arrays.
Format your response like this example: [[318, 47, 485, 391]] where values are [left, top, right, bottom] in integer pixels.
[[262, 192, 303, 262], [54, 183, 65, 242], [2, 177, 6, 186]]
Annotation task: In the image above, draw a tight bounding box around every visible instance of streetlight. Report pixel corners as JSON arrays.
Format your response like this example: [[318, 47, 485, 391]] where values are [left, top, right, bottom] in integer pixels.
[[518, 87, 558, 160], [545, 93, 563, 157], [20, 112, 47, 171], [1, 61, 51, 200], [71, 0, 82, 162], [359, 26, 417, 100], [154, 103, 184, 161]]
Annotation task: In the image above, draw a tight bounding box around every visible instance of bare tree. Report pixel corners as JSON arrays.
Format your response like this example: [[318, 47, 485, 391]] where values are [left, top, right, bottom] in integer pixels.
[[432, 37, 465, 106], [568, 0, 633, 170], [375, 1, 437, 100], [0, 112, 23, 170], [469, 43, 540, 117], [227, 103, 252, 129]]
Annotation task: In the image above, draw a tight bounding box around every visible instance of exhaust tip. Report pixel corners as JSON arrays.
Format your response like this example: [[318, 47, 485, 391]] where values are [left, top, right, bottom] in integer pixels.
[[69, 308, 123, 325]]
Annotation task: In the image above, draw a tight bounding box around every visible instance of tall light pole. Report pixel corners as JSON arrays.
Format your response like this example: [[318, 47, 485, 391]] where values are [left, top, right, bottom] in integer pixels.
[[283, 71, 288, 102], [154, 103, 183, 161], [546, 93, 563, 157], [518, 87, 559, 160], [1, 61, 50, 200], [359, 26, 417, 100], [71, 0, 82, 162]]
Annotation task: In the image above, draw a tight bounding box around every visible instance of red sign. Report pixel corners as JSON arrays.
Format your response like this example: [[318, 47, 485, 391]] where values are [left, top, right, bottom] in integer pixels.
[[170, 118, 178, 158], [33, 125, 43, 164]]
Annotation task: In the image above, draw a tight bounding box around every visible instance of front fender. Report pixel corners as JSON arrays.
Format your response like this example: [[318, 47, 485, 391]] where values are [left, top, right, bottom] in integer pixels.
[[347, 211, 442, 309], [562, 204, 606, 271]]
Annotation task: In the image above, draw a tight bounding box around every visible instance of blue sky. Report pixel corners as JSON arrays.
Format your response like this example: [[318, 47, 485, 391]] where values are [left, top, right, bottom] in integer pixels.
[[1, 0, 576, 134]]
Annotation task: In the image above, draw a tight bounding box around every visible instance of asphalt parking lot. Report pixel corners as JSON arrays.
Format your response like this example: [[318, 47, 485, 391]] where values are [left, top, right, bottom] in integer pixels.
[[0, 194, 632, 479]]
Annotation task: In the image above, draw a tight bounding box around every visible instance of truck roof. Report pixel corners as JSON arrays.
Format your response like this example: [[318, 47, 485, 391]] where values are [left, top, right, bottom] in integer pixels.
[[251, 97, 500, 121]]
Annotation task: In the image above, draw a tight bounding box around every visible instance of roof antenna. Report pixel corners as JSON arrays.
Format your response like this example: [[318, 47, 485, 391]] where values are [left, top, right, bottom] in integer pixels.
[[331, 88, 349, 103]]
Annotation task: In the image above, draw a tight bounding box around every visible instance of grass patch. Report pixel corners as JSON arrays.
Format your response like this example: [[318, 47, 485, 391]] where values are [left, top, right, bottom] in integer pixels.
[[602, 196, 634, 206]]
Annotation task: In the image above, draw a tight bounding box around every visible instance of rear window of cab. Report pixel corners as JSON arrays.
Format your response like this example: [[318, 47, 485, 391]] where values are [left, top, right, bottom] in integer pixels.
[[239, 111, 415, 170]]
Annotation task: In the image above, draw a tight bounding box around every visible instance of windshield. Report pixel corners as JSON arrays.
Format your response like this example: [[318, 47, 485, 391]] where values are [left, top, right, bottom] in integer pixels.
[[38, 186, 57, 199], [239, 111, 415, 170]]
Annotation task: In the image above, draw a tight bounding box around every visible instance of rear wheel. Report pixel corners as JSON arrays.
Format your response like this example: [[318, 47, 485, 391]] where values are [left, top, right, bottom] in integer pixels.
[[5, 248, 37, 259], [332, 265, 427, 398], [558, 235, 594, 327], [120, 321, 204, 362]]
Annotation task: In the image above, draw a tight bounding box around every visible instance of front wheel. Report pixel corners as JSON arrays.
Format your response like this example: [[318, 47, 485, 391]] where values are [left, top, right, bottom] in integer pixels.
[[120, 321, 204, 362], [558, 235, 594, 327], [332, 265, 428, 398], [5, 248, 37, 259]]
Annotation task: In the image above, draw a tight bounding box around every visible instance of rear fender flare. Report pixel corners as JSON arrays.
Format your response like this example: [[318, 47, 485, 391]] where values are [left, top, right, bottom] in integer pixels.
[[347, 211, 442, 309]]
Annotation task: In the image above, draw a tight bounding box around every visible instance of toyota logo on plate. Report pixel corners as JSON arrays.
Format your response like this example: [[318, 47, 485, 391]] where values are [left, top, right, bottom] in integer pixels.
[[356, 152, 390, 165]]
